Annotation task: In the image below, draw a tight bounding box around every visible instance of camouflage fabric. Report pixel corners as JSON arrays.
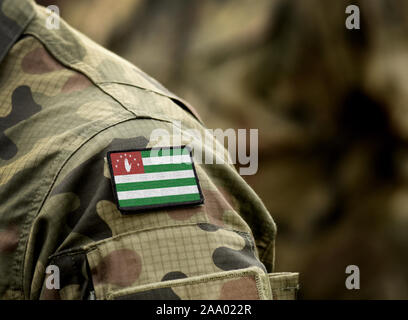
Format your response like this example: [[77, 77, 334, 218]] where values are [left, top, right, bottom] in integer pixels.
[[0, 0, 298, 300]]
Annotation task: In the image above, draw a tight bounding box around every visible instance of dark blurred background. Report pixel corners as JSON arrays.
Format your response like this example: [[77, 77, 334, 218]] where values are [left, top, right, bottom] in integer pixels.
[[35, 0, 408, 299]]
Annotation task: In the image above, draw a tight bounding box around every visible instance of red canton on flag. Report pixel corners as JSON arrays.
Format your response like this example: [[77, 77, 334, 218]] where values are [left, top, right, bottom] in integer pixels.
[[110, 151, 144, 175]]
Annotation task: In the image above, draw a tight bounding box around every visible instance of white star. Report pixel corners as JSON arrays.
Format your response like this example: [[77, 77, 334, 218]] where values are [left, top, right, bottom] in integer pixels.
[[115, 165, 118, 168], [137, 163, 140, 166], [120, 155, 122, 158], [134, 158, 136, 161], [116, 160, 119, 162]]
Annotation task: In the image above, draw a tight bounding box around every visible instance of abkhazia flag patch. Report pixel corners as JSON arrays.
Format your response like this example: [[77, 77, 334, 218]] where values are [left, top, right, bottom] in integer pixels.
[[107, 146, 204, 213]]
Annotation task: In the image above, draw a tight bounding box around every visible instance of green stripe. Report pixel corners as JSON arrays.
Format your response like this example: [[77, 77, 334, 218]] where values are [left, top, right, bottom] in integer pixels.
[[141, 148, 190, 158], [119, 193, 201, 207], [116, 178, 197, 192], [143, 163, 193, 173]]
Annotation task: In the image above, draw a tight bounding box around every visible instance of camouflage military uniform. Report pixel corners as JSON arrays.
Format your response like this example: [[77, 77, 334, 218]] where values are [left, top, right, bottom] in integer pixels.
[[0, 0, 298, 300]]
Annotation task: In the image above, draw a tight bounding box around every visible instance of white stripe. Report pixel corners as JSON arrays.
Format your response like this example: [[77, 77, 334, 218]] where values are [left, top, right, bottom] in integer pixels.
[[117, 185, 199, 200], [114, 170, 195, 184], [142, 155, 191, 166]]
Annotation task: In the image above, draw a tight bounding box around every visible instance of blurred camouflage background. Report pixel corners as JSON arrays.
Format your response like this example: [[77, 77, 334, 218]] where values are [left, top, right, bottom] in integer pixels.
[[35, 0, 408, 299]]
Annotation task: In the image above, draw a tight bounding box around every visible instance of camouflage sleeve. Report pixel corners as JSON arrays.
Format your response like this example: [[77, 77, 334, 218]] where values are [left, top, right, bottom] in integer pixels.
[[0, 37, 297, 300], [31, 116, 290, 300], [0, 1, 298, 300]]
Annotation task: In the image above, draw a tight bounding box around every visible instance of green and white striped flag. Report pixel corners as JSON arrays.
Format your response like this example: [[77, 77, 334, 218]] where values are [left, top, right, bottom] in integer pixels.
[[108, 147, 203, 212]]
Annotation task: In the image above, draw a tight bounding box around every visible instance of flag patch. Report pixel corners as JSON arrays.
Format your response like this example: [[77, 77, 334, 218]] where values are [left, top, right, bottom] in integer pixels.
[[107, 146, 204, 213]]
